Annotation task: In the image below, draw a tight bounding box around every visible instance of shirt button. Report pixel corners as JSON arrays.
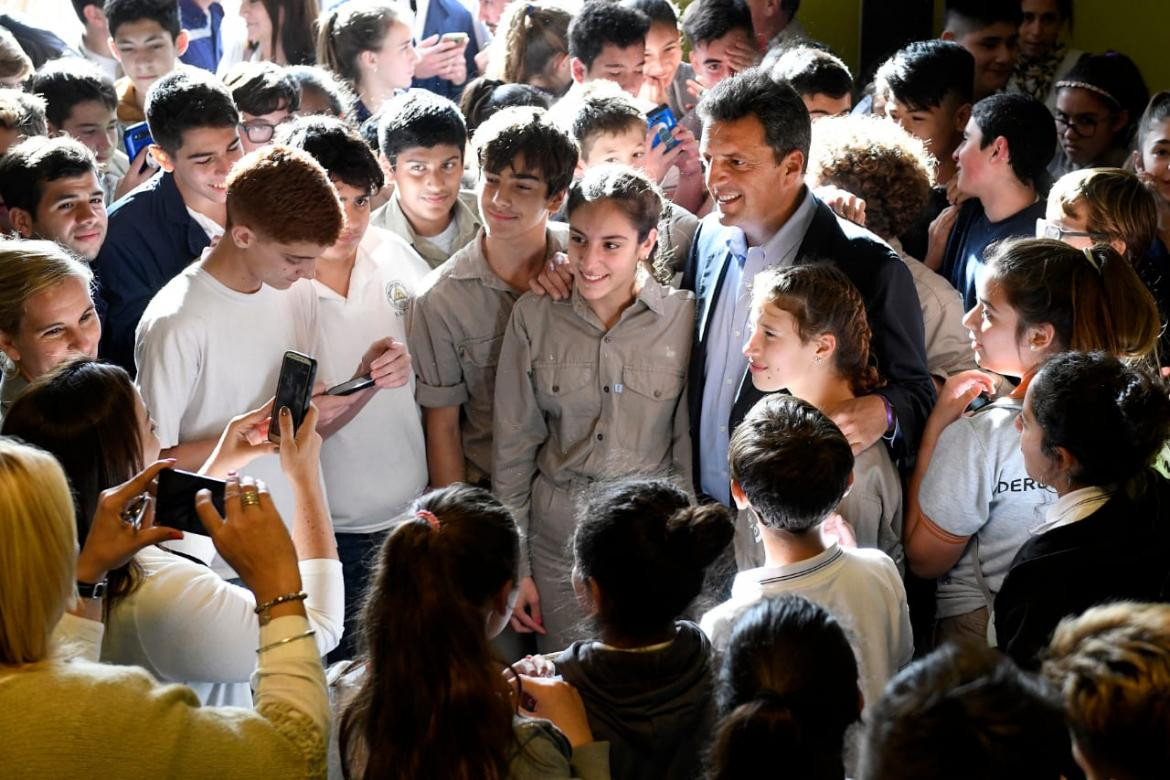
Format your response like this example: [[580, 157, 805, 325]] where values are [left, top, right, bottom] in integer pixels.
[[604, 336, 612, 343], [720, 425, 727, 432], [596, 433, 604, 441], [653, 390, 661, 398], [603, 386, 610, 393], [551, 385, 559, 392]]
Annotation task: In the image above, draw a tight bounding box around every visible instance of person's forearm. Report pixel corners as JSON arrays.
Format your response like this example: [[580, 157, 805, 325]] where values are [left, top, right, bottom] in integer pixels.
[[162, 439, 219, 471], [903, 413, 949, 544], [289, 475, 337, 561], [672, 172, 706, 215], [424, 407, 466, 486]]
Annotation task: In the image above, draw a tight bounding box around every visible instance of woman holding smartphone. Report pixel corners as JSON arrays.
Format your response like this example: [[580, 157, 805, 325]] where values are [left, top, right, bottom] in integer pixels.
[[0, 439, 330, 776], [493, 165, 694, 651], [2, 357, 344, 708]]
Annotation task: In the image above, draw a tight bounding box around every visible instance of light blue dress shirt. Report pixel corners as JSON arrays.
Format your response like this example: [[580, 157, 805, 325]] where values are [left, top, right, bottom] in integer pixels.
[[698, 191, 818, 505]]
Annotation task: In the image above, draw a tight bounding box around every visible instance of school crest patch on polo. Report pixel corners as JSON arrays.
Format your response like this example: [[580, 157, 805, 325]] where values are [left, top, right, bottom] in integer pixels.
[[385, 280, 409, 313]]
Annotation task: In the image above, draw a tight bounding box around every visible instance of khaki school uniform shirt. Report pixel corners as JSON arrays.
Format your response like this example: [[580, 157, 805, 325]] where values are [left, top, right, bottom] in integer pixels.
[[408, 224, 569, 480], [493, 269, 695, 575], [370, 189, 481, 269]]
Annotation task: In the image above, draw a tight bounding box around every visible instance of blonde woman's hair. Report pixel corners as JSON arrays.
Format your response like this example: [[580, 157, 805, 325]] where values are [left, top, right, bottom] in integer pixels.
[[0, 438, 77, 665], [0, 239, 94, 339], [1043, 602, 1170, 779]]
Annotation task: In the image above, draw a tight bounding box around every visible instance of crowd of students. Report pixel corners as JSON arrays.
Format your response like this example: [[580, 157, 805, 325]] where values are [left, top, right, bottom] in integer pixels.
[[1, 0, 1170, 777]]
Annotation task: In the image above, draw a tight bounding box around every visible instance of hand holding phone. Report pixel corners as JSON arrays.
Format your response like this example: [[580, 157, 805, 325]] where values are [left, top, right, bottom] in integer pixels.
[[156, 469, 227, 535], [326, 374, 376, 396], [646, 104, 681, 151], [123, 121, 154, 162], [269, 351, 317, 444]]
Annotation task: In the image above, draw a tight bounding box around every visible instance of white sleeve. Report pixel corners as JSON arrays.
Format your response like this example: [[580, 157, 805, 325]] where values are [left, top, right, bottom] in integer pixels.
[[252, 614, 331, 739], [126, 553, 345, 684], [51, 612, 105, 661], [135, 310, 205, 448]]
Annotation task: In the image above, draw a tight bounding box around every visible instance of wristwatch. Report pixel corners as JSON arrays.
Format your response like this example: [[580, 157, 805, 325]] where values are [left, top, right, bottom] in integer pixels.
[[76, 577, 108, 600]]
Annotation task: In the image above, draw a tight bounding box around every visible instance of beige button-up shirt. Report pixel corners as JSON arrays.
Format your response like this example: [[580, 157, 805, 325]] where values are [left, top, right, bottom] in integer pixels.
[[369, 189, 482, 270], [493, 269, 695, 575], [408, 224, 570, 479]]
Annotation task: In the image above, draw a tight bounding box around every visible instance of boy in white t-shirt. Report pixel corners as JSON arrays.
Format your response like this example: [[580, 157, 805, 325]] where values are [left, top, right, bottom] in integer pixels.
[[700, 394, 912, 711], [278, 115, 431, 660], [135, 144, 412, 573]]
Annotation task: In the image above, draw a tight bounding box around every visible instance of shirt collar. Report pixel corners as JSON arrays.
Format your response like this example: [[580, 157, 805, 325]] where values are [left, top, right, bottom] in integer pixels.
[[732, 541, 844, 595], [1032, 485, 1112, 536], [724, 187, 817, 267], [448, 227, 561, 293]]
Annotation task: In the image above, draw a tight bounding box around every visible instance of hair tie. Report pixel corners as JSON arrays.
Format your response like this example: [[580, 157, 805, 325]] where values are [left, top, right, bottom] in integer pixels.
[[1055, 79, 1121, 108], [1082, 245, 1102, 274], [525, 3, 537, 17], [417, 509, 441, 531]]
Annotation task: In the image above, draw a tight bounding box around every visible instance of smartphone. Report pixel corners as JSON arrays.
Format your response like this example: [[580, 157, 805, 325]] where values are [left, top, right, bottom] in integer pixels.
[[269, 350, 318, 444], [442, 31, 470, 45], [326, 374, 376, 396], [156, 469, 226, 535], [124, 121, 153, 161], [646, 104, 680, 151]]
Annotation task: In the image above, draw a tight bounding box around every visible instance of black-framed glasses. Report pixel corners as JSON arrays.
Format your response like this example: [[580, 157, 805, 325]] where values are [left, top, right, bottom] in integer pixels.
[[1053, 109, 1110, 139], [1035, 217, 1110, 243]]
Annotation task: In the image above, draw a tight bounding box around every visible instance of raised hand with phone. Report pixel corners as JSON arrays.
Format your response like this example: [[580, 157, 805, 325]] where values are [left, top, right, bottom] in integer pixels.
[[415, 32, 470, 84]]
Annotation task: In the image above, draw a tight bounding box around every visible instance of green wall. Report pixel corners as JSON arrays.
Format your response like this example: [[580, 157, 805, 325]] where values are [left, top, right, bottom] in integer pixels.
[[795, 1, 1168, 93]]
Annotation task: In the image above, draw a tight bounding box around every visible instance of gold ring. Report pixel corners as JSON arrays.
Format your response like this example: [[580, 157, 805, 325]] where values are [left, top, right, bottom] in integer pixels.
[[240, 490, 262, 507]]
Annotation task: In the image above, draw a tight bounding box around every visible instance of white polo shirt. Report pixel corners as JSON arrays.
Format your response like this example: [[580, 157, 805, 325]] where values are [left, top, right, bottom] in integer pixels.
[[314, 226, 431, 534]]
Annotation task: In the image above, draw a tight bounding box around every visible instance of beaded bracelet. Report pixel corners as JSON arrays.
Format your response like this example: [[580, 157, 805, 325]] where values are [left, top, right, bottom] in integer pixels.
[[256, 629, 317, 655], [253, 591, 308, 615]]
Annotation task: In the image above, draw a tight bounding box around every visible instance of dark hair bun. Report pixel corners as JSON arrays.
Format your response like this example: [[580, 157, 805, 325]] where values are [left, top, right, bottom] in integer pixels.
[[666, 502, 735, 570]]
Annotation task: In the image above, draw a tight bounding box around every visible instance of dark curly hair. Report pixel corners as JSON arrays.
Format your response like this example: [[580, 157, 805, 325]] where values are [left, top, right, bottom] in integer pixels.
[[752, 263, 884, 395], [807, 114, 935, 241]]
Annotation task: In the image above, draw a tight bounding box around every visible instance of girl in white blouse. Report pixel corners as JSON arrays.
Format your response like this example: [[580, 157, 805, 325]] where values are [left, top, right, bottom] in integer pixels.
[[2, 357, 344, 707]]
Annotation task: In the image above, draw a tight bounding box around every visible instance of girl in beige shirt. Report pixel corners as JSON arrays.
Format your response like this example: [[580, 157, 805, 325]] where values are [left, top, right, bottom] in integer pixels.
[[494, 165, 695, 651]]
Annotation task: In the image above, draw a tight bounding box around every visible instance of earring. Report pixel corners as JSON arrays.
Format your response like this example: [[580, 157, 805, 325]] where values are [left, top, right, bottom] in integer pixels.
[[815, 356, 823, 364]]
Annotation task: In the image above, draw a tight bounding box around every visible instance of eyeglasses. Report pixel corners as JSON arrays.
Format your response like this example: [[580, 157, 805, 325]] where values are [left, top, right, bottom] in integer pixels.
[[1052, 109, 1110, 139], [1035, 218, 1110, 243], [239, 115, 295, 144]]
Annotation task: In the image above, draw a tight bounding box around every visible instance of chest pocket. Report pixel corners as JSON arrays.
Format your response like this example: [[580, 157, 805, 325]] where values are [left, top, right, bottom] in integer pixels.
[[622, 366, 685, 403], [533, 363, 598, 445], [458, 334, 503, 407]]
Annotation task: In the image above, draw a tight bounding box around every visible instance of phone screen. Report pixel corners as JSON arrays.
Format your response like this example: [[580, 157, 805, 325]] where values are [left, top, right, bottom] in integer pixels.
[[155, 469, 226, 535], [270, 351, 317, 443]]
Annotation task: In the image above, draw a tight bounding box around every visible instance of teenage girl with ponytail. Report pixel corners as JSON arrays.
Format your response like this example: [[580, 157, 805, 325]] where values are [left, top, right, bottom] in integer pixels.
[[742, 263, 904, 570], [315, 1, 418, 124], [996, 351, 1170, 669], [334, 484, 609, 779], [522, 478, 732, 780], [487, 1, 573, 96], [708, 595, 862, 780], [906, 238, 1161, 646]]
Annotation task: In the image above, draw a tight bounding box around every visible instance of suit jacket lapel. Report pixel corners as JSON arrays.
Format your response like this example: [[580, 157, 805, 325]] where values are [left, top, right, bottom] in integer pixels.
[[696, 245, 731, 346]]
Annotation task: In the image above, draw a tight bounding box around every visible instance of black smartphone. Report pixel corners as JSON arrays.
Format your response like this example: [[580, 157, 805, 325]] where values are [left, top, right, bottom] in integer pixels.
[[270, 350, 317, 444], [646, 104, 680, 151], [124, 121, 153, 161], [326, 374, 375, 396], [156, 469, 226, 535]]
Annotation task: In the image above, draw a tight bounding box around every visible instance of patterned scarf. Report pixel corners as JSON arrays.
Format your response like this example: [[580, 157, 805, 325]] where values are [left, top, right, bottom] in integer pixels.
[[1013, 42, 1069, 103]]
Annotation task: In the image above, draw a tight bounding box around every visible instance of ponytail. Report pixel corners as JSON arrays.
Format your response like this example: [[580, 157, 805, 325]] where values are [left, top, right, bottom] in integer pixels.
[[491, 1, 571, 85], [709, 694, 844, 780], [339, 485, 519, 780], [987, 238, 1160, 365], [315, 1, 407, 88]]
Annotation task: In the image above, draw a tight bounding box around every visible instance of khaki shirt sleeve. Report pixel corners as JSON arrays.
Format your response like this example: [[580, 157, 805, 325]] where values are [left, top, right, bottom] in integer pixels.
[[492, 303, 547, 578], [408, 287, 471, 409], [671, 384, 693, 492]]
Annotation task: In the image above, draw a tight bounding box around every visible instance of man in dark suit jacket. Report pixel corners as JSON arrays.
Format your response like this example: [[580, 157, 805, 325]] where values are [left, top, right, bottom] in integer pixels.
[[410, 0, 478, 103], [683, 69, 934, 505]]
